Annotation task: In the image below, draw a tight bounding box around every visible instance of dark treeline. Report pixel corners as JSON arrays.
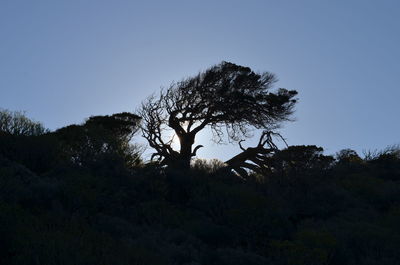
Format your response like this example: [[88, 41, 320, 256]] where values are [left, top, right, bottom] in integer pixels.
[[1, 62, 399, 265], [1, 108, 400, 265]]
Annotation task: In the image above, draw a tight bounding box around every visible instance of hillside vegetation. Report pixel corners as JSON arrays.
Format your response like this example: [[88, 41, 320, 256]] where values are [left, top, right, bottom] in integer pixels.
[[1, 109, 400, 265]]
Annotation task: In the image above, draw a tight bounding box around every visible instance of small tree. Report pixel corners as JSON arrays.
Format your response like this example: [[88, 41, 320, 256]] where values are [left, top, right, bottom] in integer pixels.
[[55, 112, 142, 167], [0, 109, 48, 136], [138, 62, 297, 170]]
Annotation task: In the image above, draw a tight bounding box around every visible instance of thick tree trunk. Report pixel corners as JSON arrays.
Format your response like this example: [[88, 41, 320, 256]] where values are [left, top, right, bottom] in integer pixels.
[[175, 134, 194, 169]]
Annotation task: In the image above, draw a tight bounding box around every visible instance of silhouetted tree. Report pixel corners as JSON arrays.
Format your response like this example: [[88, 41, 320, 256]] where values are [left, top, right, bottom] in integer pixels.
[[0, 109, 48, 136], [55, 112, 141, 167], [335, 149, 363, 164], [272, 145, 335, 173], [0, 109, 55, 173], [138, 62, 297, 169]]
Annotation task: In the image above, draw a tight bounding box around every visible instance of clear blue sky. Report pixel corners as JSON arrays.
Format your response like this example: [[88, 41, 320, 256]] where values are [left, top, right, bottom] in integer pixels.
[[1, 0, 399, 160]]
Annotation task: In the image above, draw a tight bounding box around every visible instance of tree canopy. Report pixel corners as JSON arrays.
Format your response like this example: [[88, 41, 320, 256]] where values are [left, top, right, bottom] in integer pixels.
[[55, 112, 141, 167]]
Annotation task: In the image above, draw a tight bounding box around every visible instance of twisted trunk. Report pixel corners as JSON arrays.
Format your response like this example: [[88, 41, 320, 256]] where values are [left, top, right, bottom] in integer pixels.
[[175, 134, 194, 169]]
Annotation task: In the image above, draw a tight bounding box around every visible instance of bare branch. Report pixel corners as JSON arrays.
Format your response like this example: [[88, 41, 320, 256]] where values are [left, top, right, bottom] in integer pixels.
[[192, 145, 204, 157], [225, 130, 282, 178]]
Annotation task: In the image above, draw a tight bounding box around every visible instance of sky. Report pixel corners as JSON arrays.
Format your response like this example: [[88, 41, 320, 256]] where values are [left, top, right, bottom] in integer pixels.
[[0, 0, 399, 161]]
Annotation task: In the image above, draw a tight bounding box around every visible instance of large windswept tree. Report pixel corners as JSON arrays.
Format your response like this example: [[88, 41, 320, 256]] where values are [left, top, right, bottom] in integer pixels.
[[138, 62, 297, 170]]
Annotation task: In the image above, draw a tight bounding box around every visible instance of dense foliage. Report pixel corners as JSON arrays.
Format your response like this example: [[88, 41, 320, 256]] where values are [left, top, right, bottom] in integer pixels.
[[1, 111, 399, 265]]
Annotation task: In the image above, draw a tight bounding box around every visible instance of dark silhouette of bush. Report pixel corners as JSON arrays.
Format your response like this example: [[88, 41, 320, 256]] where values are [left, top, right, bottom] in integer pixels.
[[55, 112, 142, 168], [1, 135, 400, 264], [1, 99, 400, 263]]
